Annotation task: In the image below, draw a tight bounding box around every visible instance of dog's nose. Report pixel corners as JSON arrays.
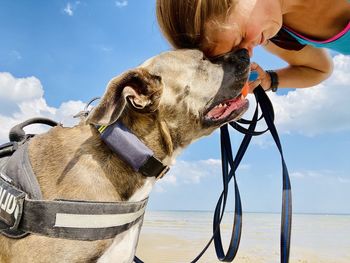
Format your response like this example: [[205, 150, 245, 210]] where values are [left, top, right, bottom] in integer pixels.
[[234, 49, 250, 62], [209, 49, 250, 77]]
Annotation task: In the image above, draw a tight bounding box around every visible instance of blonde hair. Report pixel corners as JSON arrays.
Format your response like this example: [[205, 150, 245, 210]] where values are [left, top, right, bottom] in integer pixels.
[[156, 0, 236, 49]]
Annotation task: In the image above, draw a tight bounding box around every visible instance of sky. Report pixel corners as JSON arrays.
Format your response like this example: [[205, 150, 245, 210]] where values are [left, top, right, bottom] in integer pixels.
[[0, 1, 349, 214]]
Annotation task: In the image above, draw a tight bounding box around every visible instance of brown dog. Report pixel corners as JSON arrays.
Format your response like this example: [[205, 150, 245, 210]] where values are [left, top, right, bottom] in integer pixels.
[[0, 49, 249, 263]]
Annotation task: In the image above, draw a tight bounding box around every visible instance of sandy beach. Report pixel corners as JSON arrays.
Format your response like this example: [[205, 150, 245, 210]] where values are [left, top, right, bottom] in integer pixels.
[[136, 211, 350, 263]]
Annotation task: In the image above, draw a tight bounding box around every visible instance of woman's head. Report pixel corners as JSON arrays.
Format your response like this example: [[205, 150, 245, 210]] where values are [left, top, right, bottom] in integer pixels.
[[156, 0, 283, 57], [156, 0, 234, 49]]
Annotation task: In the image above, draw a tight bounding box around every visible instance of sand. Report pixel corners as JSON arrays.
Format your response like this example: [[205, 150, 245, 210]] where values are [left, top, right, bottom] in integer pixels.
[[136, 211, 350, 263]]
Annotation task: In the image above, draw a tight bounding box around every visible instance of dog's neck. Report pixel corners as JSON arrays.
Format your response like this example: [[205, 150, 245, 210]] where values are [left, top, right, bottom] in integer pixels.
[[28, 119, 176, 203], [108, 116, 177, 202]]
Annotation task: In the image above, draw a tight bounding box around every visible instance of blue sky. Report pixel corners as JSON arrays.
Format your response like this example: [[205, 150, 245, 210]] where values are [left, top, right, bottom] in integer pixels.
[[0, 1, 349, 214]]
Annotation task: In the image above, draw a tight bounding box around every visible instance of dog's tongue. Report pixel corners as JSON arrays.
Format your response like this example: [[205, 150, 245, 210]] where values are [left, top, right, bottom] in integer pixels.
[[207, 105, 227, 119], [207, 97, 246, 120]]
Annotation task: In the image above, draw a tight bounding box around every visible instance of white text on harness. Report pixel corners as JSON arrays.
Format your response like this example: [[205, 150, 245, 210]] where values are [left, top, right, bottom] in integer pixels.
[[0, 184, 20, 222]]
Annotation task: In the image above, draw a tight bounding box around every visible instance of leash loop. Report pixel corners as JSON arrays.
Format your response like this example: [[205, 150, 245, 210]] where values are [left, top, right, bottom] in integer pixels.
[[135, 86, 291, 263], [192, 86, 291, 263], [254, 87, 292, 263], [188, 102, 259, 263], [231, 88, 275, 136], [211, 99, 259, 262]]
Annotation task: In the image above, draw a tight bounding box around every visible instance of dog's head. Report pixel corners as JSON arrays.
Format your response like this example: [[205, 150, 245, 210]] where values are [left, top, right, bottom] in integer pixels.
[[86, 49, 250, 153]]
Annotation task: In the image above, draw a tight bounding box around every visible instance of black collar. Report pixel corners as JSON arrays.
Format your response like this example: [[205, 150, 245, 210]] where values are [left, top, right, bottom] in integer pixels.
[[97, 122, 169, 179]]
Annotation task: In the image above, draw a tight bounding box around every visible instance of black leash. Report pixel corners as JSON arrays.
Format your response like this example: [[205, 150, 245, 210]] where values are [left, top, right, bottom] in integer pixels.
[[254, 87, 292, 263], [134, 86, 292, 263]]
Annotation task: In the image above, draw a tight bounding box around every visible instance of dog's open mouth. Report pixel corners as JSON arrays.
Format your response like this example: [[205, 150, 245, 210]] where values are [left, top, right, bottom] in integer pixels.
[[204, 94, 249, 125]]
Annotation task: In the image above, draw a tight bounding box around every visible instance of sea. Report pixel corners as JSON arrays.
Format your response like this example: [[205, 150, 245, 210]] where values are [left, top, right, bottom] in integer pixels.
[[136, 211, 350, 263]]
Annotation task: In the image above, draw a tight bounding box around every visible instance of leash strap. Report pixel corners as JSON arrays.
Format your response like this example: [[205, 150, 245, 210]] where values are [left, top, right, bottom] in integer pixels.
[[189, 98, 260, 263], [209, 86, 291, 263], [133, 100, 259, 263], [254, 87, 292, 263], [134, 97, 261, 263], [134, 86, 291, 263]]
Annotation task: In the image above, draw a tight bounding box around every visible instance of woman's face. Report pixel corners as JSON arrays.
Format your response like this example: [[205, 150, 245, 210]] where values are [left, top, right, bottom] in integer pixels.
[[202, 0, 283, 57]]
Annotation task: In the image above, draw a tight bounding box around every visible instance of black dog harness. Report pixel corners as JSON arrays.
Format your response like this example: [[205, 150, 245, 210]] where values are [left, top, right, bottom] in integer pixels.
[[0, 119, 169, 241]]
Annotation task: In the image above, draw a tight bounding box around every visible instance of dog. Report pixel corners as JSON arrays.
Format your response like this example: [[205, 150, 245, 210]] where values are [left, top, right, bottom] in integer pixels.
[[0, 48, 250, 263]]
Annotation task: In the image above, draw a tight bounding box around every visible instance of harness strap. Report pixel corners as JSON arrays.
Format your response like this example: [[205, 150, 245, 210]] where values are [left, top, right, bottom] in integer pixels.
[[0, 142, 18, 158], [0, 173, 148, 241], [2, 142, 43, 200], [18, 197, 148, 241], [0, 118, 161, 241]]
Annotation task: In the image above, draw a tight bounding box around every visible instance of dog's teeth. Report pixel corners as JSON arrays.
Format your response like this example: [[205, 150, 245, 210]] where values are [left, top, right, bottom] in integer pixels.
[[214, 103, 227, 109]]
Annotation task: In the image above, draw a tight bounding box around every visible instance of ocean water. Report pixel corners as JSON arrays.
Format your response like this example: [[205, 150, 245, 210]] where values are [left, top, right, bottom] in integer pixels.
[[137, 211, 350, 263]]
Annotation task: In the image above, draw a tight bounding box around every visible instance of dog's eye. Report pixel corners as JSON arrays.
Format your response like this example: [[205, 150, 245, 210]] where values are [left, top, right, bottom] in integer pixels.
[[152, 74, 162, 82]]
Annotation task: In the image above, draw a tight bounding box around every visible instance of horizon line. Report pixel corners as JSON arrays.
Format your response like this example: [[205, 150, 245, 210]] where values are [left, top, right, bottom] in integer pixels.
[[145, 209, 350, 216]]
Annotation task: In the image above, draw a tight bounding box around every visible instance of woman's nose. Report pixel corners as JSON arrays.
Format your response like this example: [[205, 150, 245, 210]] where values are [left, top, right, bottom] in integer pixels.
[[238, 36, 260, 57]]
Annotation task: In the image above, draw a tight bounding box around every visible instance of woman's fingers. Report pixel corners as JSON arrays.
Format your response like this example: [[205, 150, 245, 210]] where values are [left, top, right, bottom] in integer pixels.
[[250, 62, 271, 91], [248, 79, 262, 93]]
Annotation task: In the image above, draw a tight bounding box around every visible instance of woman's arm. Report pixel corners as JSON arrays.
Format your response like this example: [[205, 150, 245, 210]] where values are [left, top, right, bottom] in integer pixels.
[[249, 42, 334, 91]]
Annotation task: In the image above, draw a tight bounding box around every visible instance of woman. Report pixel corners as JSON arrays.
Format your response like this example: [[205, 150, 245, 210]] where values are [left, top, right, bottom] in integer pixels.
[[156, 0, 350, 93]]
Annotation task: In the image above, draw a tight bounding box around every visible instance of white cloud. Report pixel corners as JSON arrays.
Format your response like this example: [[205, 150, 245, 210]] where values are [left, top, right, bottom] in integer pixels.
[[238, 163, 251, 170], [154, 184, 165, 193], [243, 55, 350, 137], [63, 1, 80, 16], [101, 46, 113, 52], [156, 158, 251, 192], [9, 50, 22, 60], [270, 55, 350, 136], [0, 72, 85, 144], [115, 0, 128, 8], [92, 44, 113, 53], [290, 169, 340, 179], [162, 159, 221, 186], [290, 171, 305, 178], [63, 3, 74, 16], [0, 72, 43, 102], [337, 177, 350, 184]]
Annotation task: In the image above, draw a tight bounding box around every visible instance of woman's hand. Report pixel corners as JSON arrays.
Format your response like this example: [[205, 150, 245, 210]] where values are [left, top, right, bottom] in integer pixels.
[[248, 62, 271, 93]]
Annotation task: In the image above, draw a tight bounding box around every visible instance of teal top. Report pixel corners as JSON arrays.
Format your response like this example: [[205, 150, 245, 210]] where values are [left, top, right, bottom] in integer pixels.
[[283, 20, 350, 54]]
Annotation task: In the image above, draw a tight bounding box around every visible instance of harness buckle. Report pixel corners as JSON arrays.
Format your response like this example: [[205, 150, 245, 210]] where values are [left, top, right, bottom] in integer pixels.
[[0, 175, 25, 231], [156, 165, 170, 179]]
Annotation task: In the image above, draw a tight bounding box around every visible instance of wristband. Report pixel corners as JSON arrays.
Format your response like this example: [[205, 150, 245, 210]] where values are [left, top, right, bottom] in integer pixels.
[[266, 70, 279, 92]]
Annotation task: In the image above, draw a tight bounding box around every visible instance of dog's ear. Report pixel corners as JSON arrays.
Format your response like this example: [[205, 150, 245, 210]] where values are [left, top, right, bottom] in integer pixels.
[[86, 68, 162, 126]]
